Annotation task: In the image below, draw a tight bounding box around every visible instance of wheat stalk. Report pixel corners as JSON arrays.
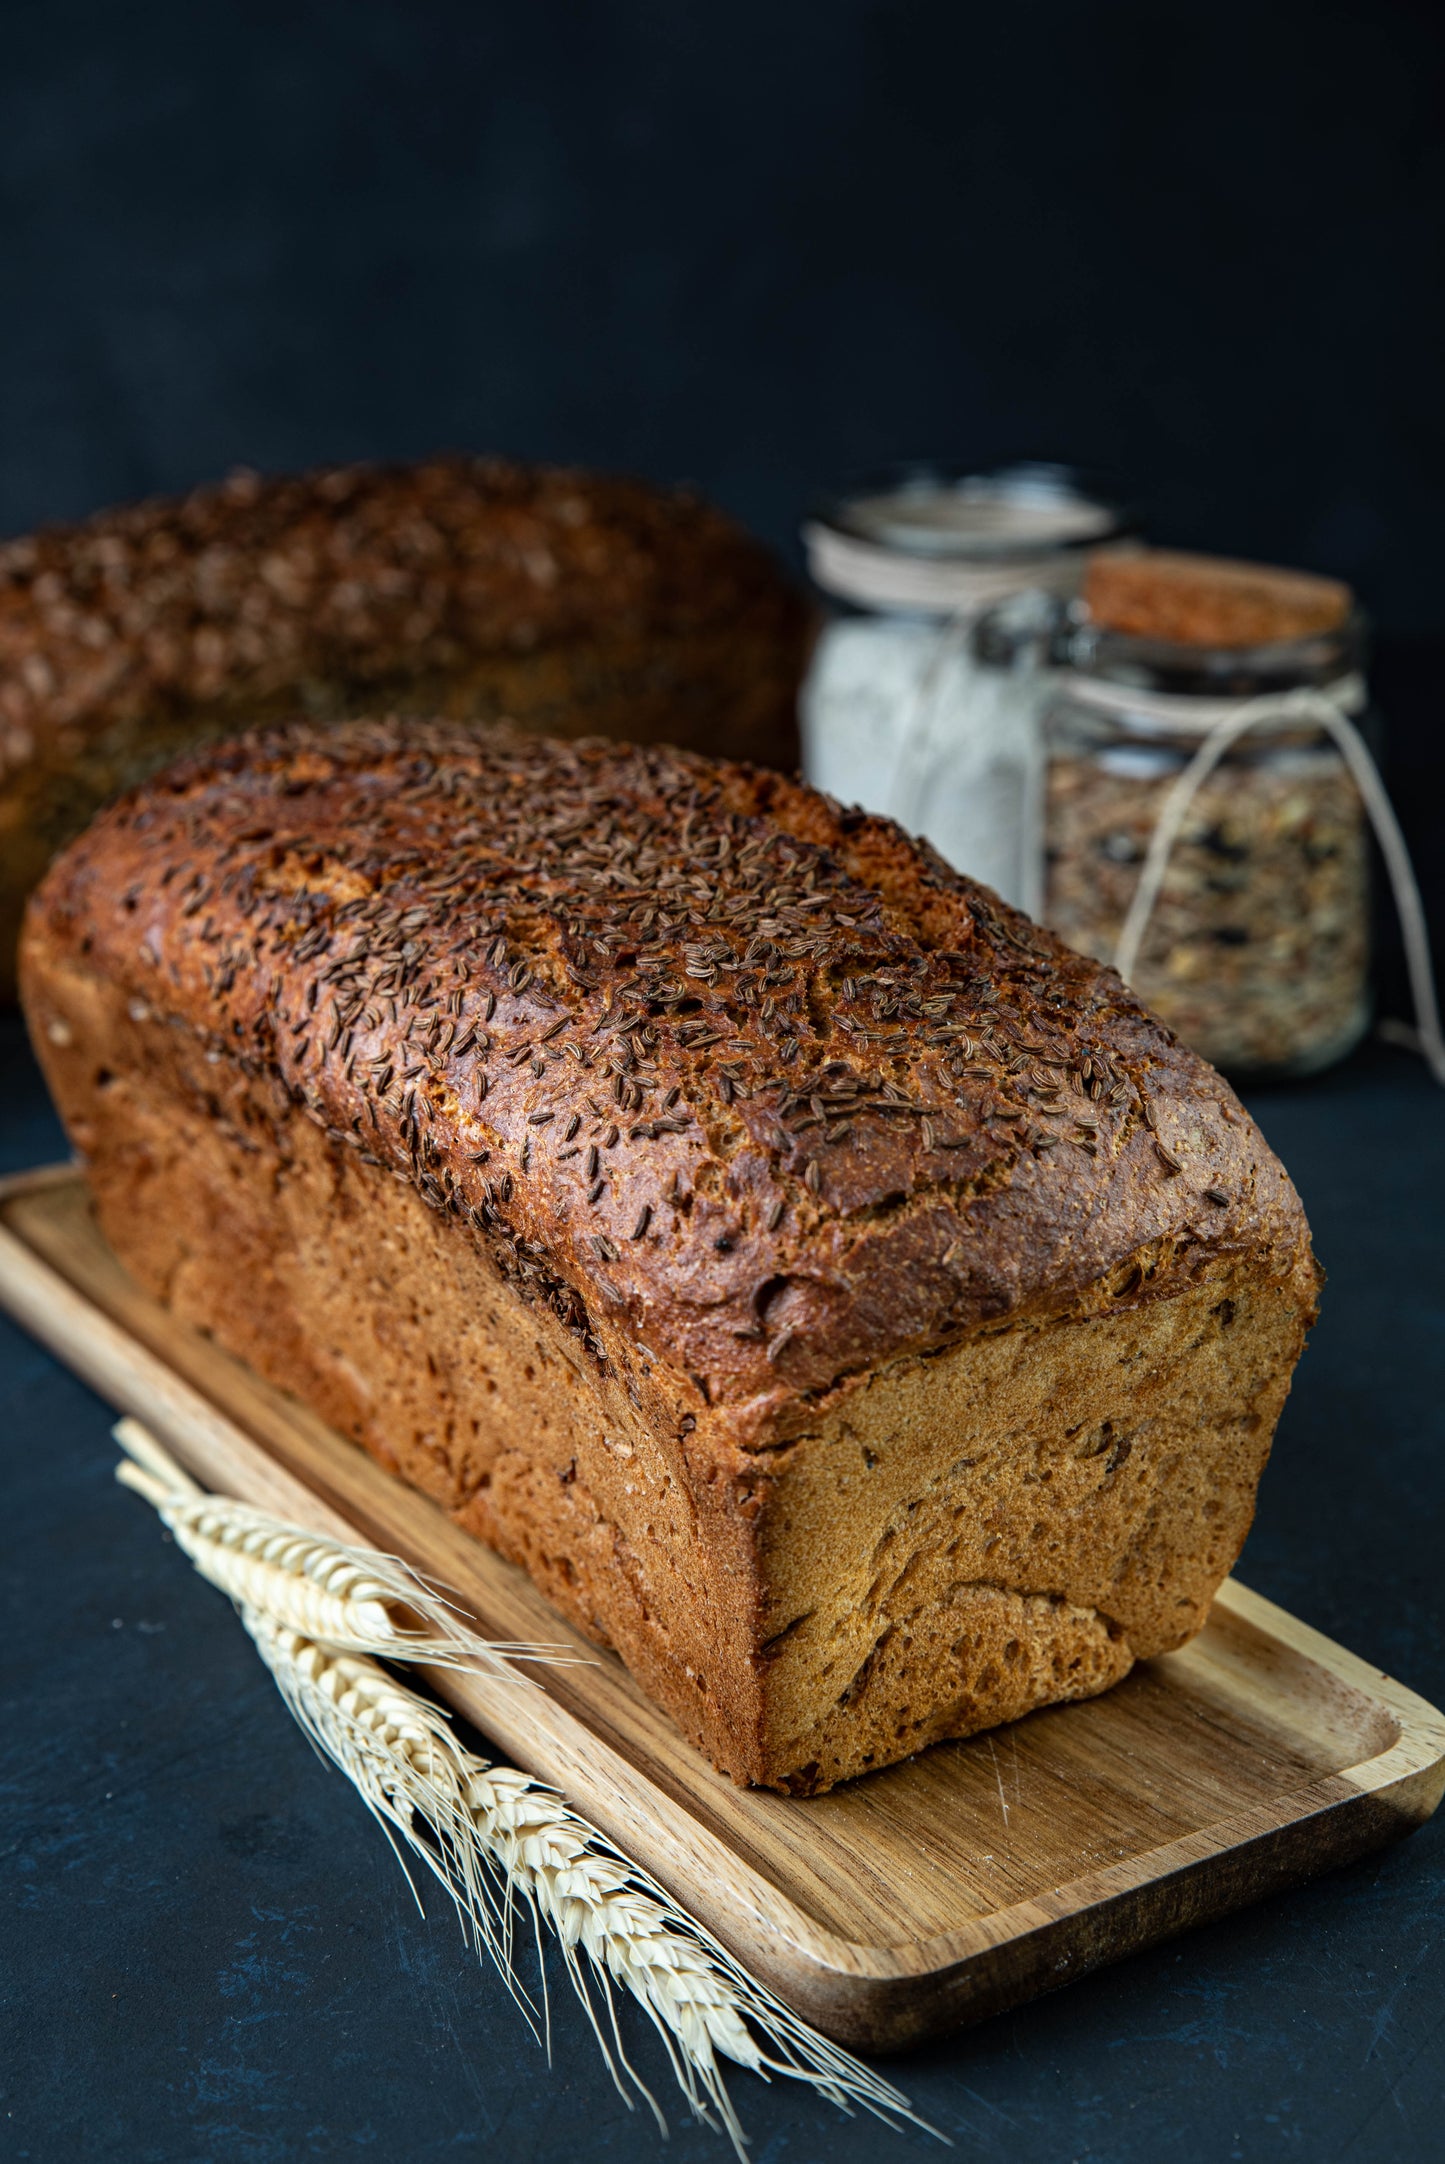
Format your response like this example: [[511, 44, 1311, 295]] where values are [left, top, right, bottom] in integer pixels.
[[114, 1416, 564, 1669], [113, 1420, 933, 2155]]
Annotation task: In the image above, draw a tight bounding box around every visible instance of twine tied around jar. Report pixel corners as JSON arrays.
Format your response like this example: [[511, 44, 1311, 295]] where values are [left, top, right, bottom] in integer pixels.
[[1066, 675, 1445, 1088], [884, 611, 973, 824], [801, 519, 1096, 621], [877, 607, 1053, 919]]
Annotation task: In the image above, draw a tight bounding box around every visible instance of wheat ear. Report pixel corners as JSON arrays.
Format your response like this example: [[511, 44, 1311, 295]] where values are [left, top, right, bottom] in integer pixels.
[[114, 1418, 565, 1670], [113, 1422, 934, 2154]]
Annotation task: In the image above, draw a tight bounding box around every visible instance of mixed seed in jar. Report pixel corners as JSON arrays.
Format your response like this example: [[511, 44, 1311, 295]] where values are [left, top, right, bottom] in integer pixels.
[[1040, 550, 1372, 1079]]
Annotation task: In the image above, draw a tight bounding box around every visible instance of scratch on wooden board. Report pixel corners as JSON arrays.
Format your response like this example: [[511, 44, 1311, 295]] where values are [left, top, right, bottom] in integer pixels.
[[987, 1737, 1010, 1827]]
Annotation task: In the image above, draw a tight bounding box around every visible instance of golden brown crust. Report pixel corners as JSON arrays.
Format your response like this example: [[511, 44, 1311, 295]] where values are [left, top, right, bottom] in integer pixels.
[[24, 716, 1317, 1449], [1083, 548, 1352, 648]]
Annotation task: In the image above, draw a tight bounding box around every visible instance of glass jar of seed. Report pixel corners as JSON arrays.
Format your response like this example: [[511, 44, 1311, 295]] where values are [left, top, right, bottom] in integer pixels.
[[1039, 550, 1374, 1080]]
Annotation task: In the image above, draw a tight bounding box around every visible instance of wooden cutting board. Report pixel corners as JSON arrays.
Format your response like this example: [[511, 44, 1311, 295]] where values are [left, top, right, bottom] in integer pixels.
[[3, 1161, 1442, 2052]]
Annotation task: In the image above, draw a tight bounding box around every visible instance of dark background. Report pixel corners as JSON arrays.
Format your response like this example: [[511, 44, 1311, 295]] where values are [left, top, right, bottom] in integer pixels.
[[3, 0, 1444, 626], [2, 4, 1444, 2160]]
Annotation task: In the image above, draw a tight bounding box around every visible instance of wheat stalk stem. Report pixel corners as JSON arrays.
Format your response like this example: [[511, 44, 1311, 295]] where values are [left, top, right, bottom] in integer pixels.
[[112, 1420, 935, 2155]]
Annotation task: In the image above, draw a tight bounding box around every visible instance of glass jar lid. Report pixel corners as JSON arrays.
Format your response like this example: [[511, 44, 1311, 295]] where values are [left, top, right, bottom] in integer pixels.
[[1062, 547, 1362, 701], [804, 462, 1129, 617]]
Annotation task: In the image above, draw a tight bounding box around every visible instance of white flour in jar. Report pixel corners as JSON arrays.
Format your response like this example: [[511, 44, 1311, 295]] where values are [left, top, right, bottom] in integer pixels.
[[801, 615, 1044, 912], [800, 469, 1120, 912]]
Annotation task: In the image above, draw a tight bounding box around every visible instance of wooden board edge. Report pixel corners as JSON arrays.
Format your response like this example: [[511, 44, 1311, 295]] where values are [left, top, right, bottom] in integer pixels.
[[0, 1158, 79, 1201], [811, 1773, 1427, 2051], [1211, 1577, 1445, 1804]]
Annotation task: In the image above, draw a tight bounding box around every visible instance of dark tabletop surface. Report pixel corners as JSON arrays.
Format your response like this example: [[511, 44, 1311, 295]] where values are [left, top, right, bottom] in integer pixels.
[[4, 676, 1444, 2160]]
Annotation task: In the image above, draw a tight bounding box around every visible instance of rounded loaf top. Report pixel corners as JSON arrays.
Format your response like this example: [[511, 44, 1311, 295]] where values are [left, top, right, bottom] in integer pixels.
[[24, 717, 1315, 1436], [0, 455, 806, 739]]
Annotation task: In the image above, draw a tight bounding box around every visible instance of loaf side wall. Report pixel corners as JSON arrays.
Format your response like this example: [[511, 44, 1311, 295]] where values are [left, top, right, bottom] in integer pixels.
[[26, 930, 1317, 1793], [26, 942, 774, 1777]]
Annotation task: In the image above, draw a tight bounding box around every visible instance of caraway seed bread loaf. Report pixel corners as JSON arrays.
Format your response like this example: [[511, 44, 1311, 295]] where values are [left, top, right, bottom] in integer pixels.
[[21, 719, 1321, 1793]]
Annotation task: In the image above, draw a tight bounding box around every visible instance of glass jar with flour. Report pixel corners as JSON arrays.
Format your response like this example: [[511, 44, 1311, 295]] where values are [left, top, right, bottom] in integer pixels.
[[799, 464, 1126, 913]]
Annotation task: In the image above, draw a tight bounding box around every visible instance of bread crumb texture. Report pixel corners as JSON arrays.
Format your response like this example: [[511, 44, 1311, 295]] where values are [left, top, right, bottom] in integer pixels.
[[22, 719, 1320, 1790]]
